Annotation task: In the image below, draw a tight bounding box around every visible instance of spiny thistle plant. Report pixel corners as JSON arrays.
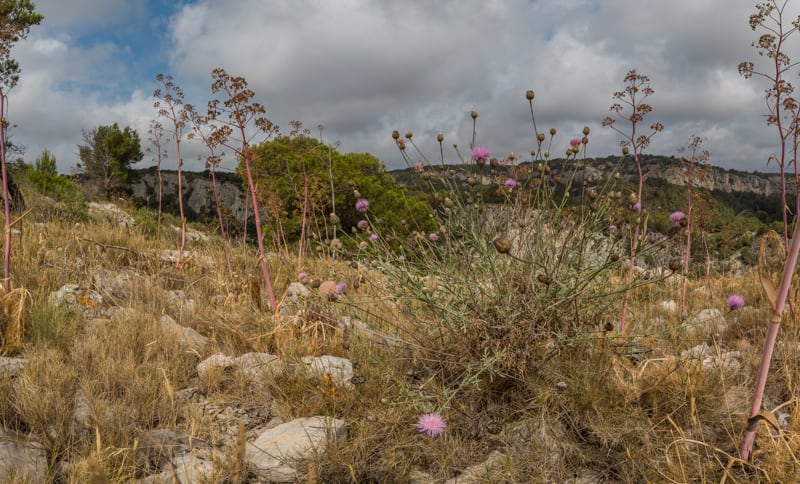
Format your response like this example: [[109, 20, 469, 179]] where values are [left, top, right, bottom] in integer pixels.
[[353, 92, 666, 417], [603, 69, 664, 332], [153, 74, 190, 269]]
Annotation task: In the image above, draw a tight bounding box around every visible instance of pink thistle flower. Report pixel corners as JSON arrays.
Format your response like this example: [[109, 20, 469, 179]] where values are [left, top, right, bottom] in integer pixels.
[[632, 202, 642, 214], [444, 207, 451, 215], [415, 160, 423, 172], [728, 294, 745, 311], [608, 224, 617, 233], [369, 233, 379, 242], [670, 211, 686, 228], [503, 178, 517, 189], [570, 137, 581, 146], [355, 198, 370, 212], [335, 282, 347, 294], [417, 413, 446, 437], [429, 233, 440, 241], [471, 146, 491, 163], [298, 272, 308, 283], [357, 220, 369, 231]]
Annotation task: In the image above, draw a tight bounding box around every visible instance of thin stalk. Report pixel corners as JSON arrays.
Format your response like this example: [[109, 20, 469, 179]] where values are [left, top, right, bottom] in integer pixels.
[[0, 89, 10, 291]]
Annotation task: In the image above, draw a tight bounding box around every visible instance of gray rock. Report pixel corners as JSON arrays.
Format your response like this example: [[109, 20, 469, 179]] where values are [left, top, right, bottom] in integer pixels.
[[235, 352, 282, 382], [300, 355, 354, 389], [138, 452, 216, 484], [48, 283, 103, 316], [445, 450, 506, 483], [681, 308, 727, 339], [659, 299, 678, 313], [160, 315, 208, 353], [0, 429, 47, 482], [88, 202, 134, 227], [197, 354, 235, 381], [0, 356, 25, 378], [245, 416, 346, 482]]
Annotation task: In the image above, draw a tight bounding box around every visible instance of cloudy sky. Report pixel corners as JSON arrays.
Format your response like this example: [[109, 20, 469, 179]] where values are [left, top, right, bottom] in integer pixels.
[[7, 0, 800, 173]]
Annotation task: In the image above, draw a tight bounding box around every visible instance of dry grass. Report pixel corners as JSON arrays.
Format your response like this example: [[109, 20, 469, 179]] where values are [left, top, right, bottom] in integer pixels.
[[0, 185, 798, 483]]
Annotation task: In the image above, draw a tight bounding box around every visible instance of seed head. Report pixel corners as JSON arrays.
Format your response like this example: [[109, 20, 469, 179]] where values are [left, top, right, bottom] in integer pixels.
[[437, 132, 444, 142], [470, 108, 478, 119], [668, 258, 682, 272], [493, 235, 512, 254], [405, 131, 413, 139], [583, 126, 590, 135], [537, 133, 545, 142], [550, 128, 557, 136], [537, 274, 552, 285], [329, 212, 340, 225], [622, 146, 629, 155], [467, 176, 476, 186], [525, 90, 535, 100]]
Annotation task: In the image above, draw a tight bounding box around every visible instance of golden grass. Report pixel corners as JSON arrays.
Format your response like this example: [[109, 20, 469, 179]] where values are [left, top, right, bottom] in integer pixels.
[[1, 188, 799, 482]]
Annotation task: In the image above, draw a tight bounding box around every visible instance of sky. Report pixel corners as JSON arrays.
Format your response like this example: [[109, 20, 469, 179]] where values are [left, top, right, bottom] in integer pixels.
[[7, 0, 800, 174]]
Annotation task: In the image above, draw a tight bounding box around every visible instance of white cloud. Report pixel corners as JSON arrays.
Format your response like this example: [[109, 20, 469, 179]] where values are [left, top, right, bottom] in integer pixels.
[[4, 0, 800, 174]]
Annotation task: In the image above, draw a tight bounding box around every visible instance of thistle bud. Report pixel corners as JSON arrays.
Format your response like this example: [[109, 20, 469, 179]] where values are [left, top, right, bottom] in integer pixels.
[[392, 130, 400, 140], [583, 126, 590, 135], [470, 108, 478, 119], [437, 132, 444, 142], [627, 193, 638, 205], [467, 176, 476, 186], [582, 136, 589, 145], [537, 133, 545, 142], [554, 175, 563, 184], [587, 188, 598, 200], [490, 158, 499, 168], [622, 146, 629, 155], [405, 131, 413, 139], [525, 90, 535, 101], [422, 172, 431, 181], [329, 213, 340, 225], [493, 236, 512, 254], [543, 150, 549, 158], [550, 128, 557, 136], [605, 161, 613, 170]]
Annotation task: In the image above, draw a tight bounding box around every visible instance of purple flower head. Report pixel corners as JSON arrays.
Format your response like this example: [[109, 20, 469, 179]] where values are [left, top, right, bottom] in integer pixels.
[[429, 232, 440, 241], [298, 272, 308, 283], [335, 282, 347, 294], [398, 255, 405, 262], [417, 413, 446, 437], [608, 224, 618, 233], [369, 233, 379, 242], [632, 202, 642, 214], [415, 160, 423, 172], [570, 137, 581, 146], [471, 146, 491, 163], [728, 294, 745, 311], [357, 220, 369, 231], [355, 198, 370, 212], [503, 178, 517, 189], [670, 211, 686, 228], [444, 207, 451, 215]]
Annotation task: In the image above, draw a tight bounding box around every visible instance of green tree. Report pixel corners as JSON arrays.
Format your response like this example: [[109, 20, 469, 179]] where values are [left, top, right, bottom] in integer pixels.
[[0, 0, 42, 291], [30, 147, 55, 193], [249, 135, 434, 251], [77, 123, 143, 198]]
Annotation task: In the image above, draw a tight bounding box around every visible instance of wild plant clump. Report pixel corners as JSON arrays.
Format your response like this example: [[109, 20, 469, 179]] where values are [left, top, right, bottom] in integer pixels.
[[352, 96, 667, 405]]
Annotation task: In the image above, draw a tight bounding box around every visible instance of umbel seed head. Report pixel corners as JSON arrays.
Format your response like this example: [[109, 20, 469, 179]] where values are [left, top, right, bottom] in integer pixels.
[[470, 108, 478, 119], [526, 90, 535, 100]]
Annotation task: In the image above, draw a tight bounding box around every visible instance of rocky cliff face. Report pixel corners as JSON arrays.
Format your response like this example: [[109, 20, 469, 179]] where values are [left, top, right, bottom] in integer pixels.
[[653, 164, 785, 197], [132, 170, 247, 222]]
